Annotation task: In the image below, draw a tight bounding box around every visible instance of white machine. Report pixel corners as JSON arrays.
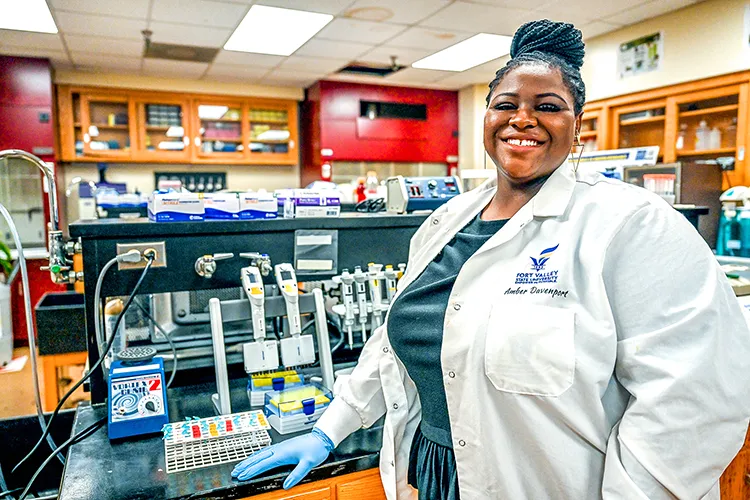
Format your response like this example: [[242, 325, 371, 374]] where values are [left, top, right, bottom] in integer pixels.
[[241, 266, 279, 374], [274, 263, 315, 367]]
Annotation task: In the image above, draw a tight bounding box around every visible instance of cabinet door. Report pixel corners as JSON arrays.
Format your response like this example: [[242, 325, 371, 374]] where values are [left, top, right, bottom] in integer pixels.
[[579, 108, 602, 152], [134, 98, 191, 162], [240, 485, 332, 500], [610, 100, 666, 157], [80, 94, 134, 159], [192, 99, 247, 163], [247, 100, 298, 165], [336, 471, 386, 500], [665, 84, 745, 187]]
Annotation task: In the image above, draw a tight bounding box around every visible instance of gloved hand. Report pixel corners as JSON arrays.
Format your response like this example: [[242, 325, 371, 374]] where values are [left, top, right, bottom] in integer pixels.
[[232, 427, 334, 489]]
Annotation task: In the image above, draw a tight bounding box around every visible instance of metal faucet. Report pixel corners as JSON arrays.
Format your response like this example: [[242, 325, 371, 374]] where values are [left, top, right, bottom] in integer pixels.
[[0, 149, 78, 284]]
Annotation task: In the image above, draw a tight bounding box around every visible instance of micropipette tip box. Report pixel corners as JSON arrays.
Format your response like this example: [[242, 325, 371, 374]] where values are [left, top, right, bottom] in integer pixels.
[[247, 369, 305, 407], [263, 383, 333, 435]]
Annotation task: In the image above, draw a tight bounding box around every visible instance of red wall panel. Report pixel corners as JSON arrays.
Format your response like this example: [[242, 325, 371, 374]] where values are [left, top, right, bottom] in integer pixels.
[[0, 104, 54, 153], [0, 56, 53, 106], [301, 80, 458, 185]]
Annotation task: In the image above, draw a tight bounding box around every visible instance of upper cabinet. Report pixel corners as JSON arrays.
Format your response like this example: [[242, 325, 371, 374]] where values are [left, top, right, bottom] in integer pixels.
[[585, 71, 750, 188], [57, 86, 299, 166], [135, 97, 191, 162]]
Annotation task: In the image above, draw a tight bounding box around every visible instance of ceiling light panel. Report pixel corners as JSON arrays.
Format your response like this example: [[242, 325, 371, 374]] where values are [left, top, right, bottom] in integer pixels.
[[224, 5, 333, 57], [412, 33, 512, 72], [0, 0, 58, 34]]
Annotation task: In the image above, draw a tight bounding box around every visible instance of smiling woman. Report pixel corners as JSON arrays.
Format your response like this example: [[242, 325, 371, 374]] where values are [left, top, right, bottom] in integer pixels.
[[232, 19, 750, 500]]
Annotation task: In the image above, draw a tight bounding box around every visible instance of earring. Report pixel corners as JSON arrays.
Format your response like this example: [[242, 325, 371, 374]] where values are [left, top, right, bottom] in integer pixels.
[[570, 132, 584, 173]]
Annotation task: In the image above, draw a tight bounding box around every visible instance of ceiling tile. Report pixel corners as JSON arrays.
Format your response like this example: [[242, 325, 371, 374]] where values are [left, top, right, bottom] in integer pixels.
[[148, 21, 232, 48], [50, 0, 151, 19], [64, 34, 144, 57], [294, 38, 374, 60], [204, 63, 269, 81], [233, 0, 354, 16], [386, 27, 473, 51], [578, 20, 622, 39], [262, 68, 322, 87], [605, 0, 697, 26], [142, 59, 209, 78], [538, 0, 648, 23], [277, 56, 350, 73], [432, 71, 488, 90], [316, 18, 408, 44], [342, 0, 451, 25], [71, 52, 143, 71], [0, 30, 64, 51], [0, 47, 70, 67], [461, 0, 550, 8], [213, 50, 284, 67], [151, 0, 249, 29], [325, 72, 400, 85], [420, 2, 534, 35], [384, 67, 456, 84], [55, 11, 146, 40], [359, 45, 435, 66]]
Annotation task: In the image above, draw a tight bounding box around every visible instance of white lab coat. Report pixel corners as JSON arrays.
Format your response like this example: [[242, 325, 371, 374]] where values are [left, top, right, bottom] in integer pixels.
[[315, 163, 750, 499]]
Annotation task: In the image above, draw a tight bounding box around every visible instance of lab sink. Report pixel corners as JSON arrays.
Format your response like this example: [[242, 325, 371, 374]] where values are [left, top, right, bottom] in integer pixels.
[[35, 291, 86, 355]]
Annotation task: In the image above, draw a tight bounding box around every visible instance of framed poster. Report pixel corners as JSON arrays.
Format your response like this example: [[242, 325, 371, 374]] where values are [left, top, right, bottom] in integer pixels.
[[618, 32, 663, 79]]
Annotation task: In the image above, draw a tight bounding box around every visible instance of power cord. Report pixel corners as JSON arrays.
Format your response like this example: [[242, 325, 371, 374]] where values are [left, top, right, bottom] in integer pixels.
[[131, 298, 178, 388], [355, 198, 385, 213], [13, 256, 155, 476], [16, 417, 107, 500]]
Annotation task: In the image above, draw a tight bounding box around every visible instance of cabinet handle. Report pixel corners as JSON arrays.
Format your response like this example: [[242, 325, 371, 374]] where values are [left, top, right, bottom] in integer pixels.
[[289, 140, 295, 149], [745, 473, 750, 485], [194, 137, 201, 147]]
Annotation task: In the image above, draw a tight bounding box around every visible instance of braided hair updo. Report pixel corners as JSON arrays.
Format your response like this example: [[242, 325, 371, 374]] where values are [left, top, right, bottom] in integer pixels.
[[486, 20, 586, 115]]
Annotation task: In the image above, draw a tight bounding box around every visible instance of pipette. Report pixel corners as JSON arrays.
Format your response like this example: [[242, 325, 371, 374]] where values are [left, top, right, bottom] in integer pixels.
[[353, 266, 369, 342], [241, 265, 279, 374], [367, 263, 383, 329], [274, 263, 314, 367], [339, 270, 356, 348], [384, 264, 398, 303]]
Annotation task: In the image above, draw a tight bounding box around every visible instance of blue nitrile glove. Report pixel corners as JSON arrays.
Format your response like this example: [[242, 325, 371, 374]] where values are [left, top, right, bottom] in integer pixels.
[[232, 428, 334, 489]]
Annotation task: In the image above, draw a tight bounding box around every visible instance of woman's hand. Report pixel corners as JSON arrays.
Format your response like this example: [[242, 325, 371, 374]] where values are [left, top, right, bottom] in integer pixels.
[[231, 428, 334, 489]]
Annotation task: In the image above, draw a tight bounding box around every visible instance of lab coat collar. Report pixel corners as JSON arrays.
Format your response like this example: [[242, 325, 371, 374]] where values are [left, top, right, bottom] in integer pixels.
[[450, 161, 577, 219]]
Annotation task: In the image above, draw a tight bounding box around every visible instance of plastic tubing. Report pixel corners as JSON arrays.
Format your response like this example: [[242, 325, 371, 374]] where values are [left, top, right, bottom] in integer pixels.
[[0, 202, 63, 463]]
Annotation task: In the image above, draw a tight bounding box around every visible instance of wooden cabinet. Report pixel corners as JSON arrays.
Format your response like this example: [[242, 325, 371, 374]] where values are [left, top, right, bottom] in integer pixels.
[[241, 469, 386, 500], [56, 85, 299, 166], [584, 70, 750, 189], [721, 429, 750, 499], [134, 96, 191, 162]]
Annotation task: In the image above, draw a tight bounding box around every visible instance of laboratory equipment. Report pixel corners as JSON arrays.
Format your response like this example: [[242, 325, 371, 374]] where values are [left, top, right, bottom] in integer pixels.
[[717, 186, 750, 256], [384, 265, 398, 303], [162, 410, 271, 473], [241, 265, 279, 374], [386, 176, 462, 214], [367, 263, 384, 329], [353, 266, 369, 341], [209, 298, 232, 415], [247, 370, 306, 407], [107, 346, 169, 440], [623, 162, 723, 247], [0, 281, 11, 367], [575, 146, 660, 179], [334, 270, 356, 348], [263, 383, 333, 434], [275, 263, 315, 368]]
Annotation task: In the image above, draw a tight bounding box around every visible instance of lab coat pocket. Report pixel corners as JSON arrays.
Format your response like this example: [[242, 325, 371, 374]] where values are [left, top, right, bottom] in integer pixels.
[[484, 304, 575, 397]]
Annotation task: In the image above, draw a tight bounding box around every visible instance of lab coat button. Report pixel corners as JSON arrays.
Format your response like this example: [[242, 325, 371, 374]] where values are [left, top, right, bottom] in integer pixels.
[[458, 439, 466, 447], [453, 303, 461, 311], [448, 371, 456, 378], [383, 347, 389, 353], [390, 461, 394, 467], [432, 218, 439, 225], [392, 403, 399, 410]]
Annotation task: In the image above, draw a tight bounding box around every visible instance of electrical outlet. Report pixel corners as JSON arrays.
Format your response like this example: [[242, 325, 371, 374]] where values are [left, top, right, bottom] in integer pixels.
[[116, 242, 167, 270]]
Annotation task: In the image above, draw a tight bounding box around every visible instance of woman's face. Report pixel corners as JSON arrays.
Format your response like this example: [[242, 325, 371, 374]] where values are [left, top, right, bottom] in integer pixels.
[[484, 64, 581, 185]]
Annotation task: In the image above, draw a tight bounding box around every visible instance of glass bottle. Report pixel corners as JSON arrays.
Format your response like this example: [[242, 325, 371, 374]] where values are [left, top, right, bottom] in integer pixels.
[[675, 123, 688, 150], [726, 117, 738, 149]]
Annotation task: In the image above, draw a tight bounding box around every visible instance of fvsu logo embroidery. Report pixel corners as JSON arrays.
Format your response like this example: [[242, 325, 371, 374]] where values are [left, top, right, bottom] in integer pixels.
[[530, 244, 559, 272], [515, 244, 560, 285]]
